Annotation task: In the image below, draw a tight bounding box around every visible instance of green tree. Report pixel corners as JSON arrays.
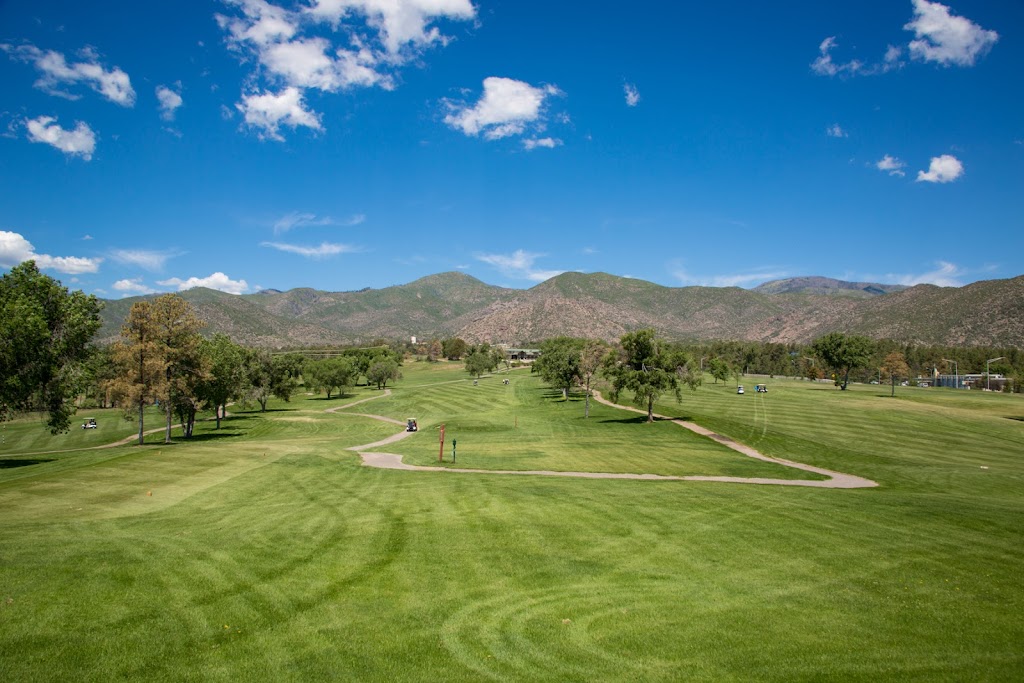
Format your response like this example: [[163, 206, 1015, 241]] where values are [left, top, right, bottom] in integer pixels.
[[579, 339, 608, 418], [604, 329, 698, 423], [275, 352, 307, 380], [532, 337, 584, 400], [306, 356, 357, 399], [442, 337, 467, 360], [246, 349, 297, 412], [0, 262, 102, 433], [811, 332, 875, 391], [367, 358, 402, 390], [708, 357, 730, 384], [881, 350, 911, 398], [151, 294, 205, 443], [464, 349, 496, 378], [198, 334, 247, 428]]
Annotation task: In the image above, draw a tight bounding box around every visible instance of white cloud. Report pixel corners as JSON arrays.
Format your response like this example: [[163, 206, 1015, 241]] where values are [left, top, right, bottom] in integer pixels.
[[876, 154, 906, 177], [885, 261, 965, 287], [237, 87, 322, 140], [905, 0, 998, 67], [112, 278, 157, 296], [811, 37, 863, 77], [156, 85, 183, 120], [1, 43, 135, 105], [274, 211, 331, 233], [827, 123, 848, 138], [916, 154, 964, 183], [261, 36, 387, 91], [157, 272, 249, 294], [218, 0, 475, 140], [217, 0, 297, 47], [272, 211, 365, 233], [0, 230, 102, 274], [624, 83, 640, 107], [476, 249, 564, 282], [672, 266, 789, 288], [109, 248, 181, 271], [305, 0, 476, 55], [523, 137, 561, 151], [25, 116, 96, 160], [444, 77, 562, 140], [812, 2, 996, 78], [260, 240, 357, 258]]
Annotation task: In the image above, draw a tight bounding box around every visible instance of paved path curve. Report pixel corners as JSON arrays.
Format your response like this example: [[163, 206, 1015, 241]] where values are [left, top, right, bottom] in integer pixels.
[[332, 389, 878, 489]]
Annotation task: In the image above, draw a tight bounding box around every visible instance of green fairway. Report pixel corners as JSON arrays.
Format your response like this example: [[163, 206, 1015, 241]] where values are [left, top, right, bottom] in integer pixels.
[[1, 361, 1022, 681]]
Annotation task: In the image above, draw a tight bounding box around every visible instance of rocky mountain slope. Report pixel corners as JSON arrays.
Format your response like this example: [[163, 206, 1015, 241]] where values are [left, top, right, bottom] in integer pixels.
[[96, 271, 1024, 348]]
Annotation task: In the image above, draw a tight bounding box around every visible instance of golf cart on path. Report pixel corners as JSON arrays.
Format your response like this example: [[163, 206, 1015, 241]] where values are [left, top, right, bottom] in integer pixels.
[[406, 418, 418, 432]]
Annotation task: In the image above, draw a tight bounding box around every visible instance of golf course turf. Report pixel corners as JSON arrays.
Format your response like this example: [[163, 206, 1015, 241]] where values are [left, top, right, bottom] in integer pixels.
[[1, 361, 1022, 681]]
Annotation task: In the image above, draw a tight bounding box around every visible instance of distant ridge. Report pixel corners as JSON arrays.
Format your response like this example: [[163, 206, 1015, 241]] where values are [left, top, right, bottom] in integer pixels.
[[96, 271, 1024, 348], [754, 276, 906, 298]]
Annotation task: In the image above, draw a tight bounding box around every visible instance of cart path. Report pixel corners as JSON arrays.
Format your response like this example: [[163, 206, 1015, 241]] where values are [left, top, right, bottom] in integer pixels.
[[334, 388, 878, 489]]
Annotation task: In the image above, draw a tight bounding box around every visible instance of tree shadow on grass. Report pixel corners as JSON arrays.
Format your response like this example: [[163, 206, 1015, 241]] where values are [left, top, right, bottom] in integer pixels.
[[231, 407, 299, 415], [540, 390, 584, 402], [1006, 416, 1024, 422], [599, 413, 696, 424], [0, 458, 54, 468]]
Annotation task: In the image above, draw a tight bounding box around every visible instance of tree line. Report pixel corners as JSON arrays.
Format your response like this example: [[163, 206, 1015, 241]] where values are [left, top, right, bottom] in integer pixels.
[[3, 263, 1020, 440], [1, 262, 405, 441]]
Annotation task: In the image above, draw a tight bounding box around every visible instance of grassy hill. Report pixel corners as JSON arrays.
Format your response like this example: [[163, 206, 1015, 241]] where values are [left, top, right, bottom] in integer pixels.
[[96, 271, 1024, 348]]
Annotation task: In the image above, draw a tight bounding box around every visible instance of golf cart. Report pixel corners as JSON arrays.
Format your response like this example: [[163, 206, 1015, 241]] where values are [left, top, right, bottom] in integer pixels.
[[406, 418, 418, 432], [82, 418, 98, 429], [755, 384, 768, 393], [737, 386, 744, 394]]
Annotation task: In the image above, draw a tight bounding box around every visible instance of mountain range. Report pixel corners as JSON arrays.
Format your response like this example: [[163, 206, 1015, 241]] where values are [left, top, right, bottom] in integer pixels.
[[95, 272, 1024, 348]]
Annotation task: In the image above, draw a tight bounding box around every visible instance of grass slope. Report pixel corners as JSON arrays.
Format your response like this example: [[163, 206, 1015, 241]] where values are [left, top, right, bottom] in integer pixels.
[[1, 362, 1022, 681]]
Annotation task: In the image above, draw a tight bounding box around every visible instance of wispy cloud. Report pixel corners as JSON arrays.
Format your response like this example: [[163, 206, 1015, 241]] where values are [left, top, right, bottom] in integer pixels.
[[476, 249, 564, 282], [879, 261, 965, 287], [624, 83, 640, 107], [156, 84, 183, 120], [523, 137, 561, 151], [112, 278, 157, 296], [876, 154, 906, 177], [260, 240, 359, 258], [1, 43, 135, 105], [672, 264, 789, 288], [0, 229, 102, 274], [812, 1, 996, 78], [826, 123, 848, 138], [156, 271, 249, 294], [916, 154, 964, 183], [109, 248, 182, 271], [272, 211, 364, 234]]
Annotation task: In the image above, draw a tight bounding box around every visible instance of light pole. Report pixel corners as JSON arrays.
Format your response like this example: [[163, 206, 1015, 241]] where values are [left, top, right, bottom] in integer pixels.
[[942, 358, 958, 389], [987, 357, 1004, 391]]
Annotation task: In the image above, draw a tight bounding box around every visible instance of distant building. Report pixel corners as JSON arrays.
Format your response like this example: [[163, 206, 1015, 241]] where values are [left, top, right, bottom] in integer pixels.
[[931, 373, 1009, 390], [505, 348, 541, 361]]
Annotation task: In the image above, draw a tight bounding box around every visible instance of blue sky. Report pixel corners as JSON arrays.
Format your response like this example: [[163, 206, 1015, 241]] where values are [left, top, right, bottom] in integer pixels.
[[1, 0, 1021, 297]]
